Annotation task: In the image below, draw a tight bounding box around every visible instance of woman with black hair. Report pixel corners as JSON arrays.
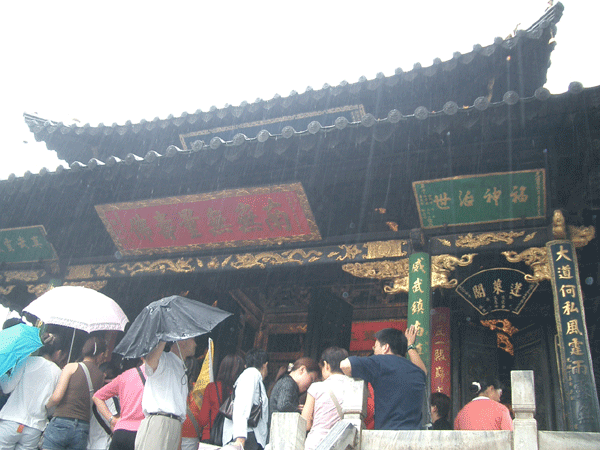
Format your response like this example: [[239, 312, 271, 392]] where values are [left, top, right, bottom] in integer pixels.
[[269, 357, 319, 421], [454, 376, 513, 430], [198, 353, 245, 442], [42, 336, 107, 450], [430, 392, 452, 430], [222, 349, 269, 450], [301, 347, 350, 450], [0, 332, 65, 450]]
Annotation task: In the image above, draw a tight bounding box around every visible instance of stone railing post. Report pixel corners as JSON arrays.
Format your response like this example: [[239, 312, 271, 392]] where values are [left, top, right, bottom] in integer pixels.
[[341, 379, 367, 424], [512, 370, 538, 450], [341, 379, 367, 448], [270, 412, 307, 450]]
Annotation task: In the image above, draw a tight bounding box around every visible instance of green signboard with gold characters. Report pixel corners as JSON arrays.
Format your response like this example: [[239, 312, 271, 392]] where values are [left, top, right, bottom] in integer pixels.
[[412, 169, 546, 229], [0, 226, 58, 264]]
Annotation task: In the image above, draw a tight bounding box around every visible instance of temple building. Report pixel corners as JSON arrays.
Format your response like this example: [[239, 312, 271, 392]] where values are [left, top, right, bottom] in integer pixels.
[[1, 2, 599, 432]]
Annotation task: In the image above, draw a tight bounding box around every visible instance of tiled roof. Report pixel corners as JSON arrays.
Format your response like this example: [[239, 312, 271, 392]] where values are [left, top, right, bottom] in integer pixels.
[[23, 4, 563, 147], [9, 80, 593, 185]]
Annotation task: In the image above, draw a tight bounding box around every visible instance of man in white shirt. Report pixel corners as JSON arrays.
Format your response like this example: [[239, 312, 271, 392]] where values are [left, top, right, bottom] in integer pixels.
[[134, 338, 196, 450], [0, 333, 65, 450]]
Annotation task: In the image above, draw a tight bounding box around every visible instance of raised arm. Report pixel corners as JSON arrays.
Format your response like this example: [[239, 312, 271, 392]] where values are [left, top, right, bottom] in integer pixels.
[[405, 325, 427, 375], [144, 341, 166, 372], [46, 362, 78, 409]]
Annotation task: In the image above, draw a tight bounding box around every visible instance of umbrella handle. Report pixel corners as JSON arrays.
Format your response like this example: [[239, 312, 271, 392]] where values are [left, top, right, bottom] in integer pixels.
[[67, 329, 76, 363]]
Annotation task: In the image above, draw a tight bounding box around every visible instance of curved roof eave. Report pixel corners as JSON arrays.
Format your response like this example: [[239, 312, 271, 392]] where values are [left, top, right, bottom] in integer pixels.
[[23, 3, 563, 153], [8, 81, 594, 186]]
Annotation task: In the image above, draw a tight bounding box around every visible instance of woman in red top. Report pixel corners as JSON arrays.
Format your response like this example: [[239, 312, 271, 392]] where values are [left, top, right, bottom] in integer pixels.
[[182, 357, 203, 450], [454, 376, 513, 431], [198, 354, 245, 442]]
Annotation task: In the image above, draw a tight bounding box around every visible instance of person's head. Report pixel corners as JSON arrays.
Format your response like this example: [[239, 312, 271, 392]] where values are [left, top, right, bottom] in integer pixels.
[[40, 332, 66, 367], [373, 328, 406, 356], [217, 353, 245, 396], [245, 349, 269, 378], [288, 357, 320, 393], [173, 337, 197, 360], [319, 347, 349, 379], [99, 360, 120, 383], [81, 336, 107, 364], [430, 392, 451, 422], [471, 376, 504, 403]]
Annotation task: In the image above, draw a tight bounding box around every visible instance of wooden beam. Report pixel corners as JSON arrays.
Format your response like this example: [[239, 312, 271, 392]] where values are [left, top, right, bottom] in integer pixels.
[[229, 289, 263, 327]]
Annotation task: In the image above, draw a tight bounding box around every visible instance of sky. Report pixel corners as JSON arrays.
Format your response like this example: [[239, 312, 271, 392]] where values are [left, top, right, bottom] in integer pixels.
[[1, 0, 599, 180]]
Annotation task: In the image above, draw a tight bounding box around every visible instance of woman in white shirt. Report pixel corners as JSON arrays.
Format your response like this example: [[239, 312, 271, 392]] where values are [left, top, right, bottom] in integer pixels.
[[222, 349, 269, 450], [0, 333, 65, 450], [301, 347, 350, 450]]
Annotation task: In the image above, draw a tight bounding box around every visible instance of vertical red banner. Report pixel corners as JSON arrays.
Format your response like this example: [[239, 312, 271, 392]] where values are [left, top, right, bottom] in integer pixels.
[[430, 308, 451, 396]]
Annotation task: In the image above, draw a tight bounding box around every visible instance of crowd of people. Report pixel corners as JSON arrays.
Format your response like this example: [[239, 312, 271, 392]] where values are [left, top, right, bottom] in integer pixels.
[[0, 323, 515, 450]]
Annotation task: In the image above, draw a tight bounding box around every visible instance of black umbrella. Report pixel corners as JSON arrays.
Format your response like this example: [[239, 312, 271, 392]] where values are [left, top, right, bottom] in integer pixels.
[[114, 295, 232, 358]]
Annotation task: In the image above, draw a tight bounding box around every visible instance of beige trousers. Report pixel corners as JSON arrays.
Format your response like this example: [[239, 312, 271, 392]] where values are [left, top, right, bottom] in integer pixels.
[[134, 415, 181, 450]]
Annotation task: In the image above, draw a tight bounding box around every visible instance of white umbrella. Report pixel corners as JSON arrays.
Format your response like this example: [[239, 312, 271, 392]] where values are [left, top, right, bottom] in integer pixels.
[[23, 286, 128, 333]]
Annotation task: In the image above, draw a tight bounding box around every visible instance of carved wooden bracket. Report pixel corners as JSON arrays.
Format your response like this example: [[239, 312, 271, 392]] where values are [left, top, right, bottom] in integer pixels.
[[342, 253, 477, 294], [502, 247, 550, 283], [570, 225, 595, 248]]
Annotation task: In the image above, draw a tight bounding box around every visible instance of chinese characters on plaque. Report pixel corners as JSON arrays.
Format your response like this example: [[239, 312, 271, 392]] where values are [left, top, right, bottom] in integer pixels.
[[430, 308, 451, 396], [412, 169, 545, 229], [455, 268, 538, 315], [547, 241, 600, 432], [407, 253, 431, 369], [0, 226, 58, 264], [95, 183, 321, 256]]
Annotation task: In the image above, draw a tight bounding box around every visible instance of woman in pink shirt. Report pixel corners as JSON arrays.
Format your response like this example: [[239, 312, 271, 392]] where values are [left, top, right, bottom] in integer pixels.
[[301, 347, 351, 450], [454, 377, 513, 431], [92, 362, 146, 450]]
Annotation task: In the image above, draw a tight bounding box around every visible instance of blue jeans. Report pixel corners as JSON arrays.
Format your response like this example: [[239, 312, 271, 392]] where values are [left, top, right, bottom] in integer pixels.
[[42, 417, 90, 450]]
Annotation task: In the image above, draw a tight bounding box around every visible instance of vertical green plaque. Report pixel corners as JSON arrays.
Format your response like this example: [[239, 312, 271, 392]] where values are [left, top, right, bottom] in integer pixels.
[[407, 252, 431, 370], [547, 240, 600, 432]]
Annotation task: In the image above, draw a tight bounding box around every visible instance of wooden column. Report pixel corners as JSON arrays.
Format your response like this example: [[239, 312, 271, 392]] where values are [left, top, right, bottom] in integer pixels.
[[547, 240, 600, 432], [407, 252, 431, 428]]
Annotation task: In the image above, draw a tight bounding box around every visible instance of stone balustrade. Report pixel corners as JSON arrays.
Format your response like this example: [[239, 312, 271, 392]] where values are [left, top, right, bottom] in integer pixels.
[[268, 370, 600, 450]]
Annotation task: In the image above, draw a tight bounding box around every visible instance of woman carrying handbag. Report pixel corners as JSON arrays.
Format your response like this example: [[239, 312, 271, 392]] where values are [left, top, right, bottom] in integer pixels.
[[200, 354, 245, 445], [222, 349, 269, 450]]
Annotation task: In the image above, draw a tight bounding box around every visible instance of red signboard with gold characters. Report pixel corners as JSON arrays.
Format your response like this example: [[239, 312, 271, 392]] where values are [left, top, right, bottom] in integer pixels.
[[95, 183, 321, 256], [431, 307, 451, 396]]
